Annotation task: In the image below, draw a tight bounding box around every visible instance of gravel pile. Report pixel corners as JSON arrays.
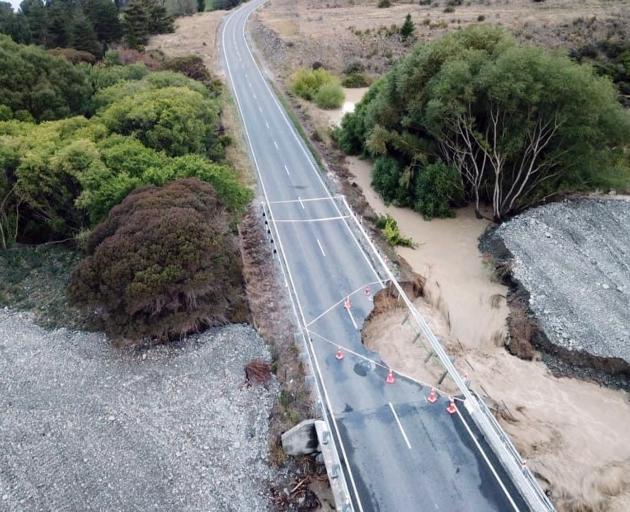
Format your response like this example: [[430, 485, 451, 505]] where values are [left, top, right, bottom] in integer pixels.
[[0, 310, 277, 512], [491, 198, 630, 366]]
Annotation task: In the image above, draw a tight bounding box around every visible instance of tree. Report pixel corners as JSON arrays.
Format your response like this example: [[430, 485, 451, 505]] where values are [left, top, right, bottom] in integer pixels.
[[71, 13, 102, 56], [197, 0, 204, 12], [337, 26, 630, 220], [83, 0, 123, 48], [0, 2, 32, 44], [46, 1, 72, 48], [122, 0, 148, 48], [400, 13, 414, 41], [20, 0, 48, 45], [145, 0, 173, 34], [68, 178, 245, 341]]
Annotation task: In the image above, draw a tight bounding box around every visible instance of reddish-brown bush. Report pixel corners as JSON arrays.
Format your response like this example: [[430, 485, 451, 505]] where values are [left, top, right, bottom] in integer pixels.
[[116, 48, 162, 70], [69, 178, 245, 342]]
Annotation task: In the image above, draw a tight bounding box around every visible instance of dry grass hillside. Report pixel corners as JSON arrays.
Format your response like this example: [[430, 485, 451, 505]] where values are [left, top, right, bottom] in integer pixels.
[[253, 0, 629, 77]]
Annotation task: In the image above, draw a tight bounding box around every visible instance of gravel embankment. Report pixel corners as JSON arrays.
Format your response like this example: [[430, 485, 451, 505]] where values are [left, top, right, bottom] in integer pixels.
[[0, 310, 277, 512], [489, 198, 630, 368]]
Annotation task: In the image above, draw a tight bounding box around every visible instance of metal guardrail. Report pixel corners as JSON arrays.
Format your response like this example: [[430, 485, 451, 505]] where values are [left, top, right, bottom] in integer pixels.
[[473, 392, 556, 511]]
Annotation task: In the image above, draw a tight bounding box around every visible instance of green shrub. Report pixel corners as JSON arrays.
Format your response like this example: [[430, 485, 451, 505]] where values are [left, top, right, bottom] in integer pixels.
[[341, 72, 371, 87], [375, 214, 414, 247], [413, 162, 462, 219], [314, 82, 345, 109], [378, 0, 391, 8], [0, 35, 92, 121], [68, 178, 245, 341], [91, 70, 210, 112], [99, 86, 223, 158], [371, 156, 405, 205], [88, 63, 149, 91], [291, 67, 337, 101]]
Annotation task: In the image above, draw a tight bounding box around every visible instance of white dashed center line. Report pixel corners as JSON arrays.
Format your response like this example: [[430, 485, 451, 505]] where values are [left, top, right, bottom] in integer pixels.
[[317, 239, 326, 257], [389, 402, 412, 450]]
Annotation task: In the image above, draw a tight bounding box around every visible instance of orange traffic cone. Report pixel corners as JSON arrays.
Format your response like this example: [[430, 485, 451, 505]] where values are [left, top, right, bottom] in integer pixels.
[[385, 369, 395, 384], [427, 387, 438, 404], [446, 397, 457, 415], [336, 347, 344, 361]]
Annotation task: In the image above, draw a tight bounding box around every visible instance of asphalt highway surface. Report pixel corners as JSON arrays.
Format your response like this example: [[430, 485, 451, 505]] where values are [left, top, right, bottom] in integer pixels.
[[221, 2, 529, 510]]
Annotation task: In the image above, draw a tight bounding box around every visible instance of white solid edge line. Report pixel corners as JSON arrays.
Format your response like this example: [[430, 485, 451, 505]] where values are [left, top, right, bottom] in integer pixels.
[[455, 408, 521, 512], [388, 402, 412, 450], [222, 6, 363, 512]]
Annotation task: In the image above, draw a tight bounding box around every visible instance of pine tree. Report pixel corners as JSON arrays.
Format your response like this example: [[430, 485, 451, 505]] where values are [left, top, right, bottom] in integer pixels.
[[122, 0, 148, 48], [83, 0, 123, 47], [72, 13, 101, 55], [47, 2, 72, 47], [146, 0, 173, 34], [400, 13, 414, 41], [20, 0, 48, 45]]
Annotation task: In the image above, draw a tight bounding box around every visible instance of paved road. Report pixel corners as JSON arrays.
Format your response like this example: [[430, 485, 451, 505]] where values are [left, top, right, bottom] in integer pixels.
[[221, 2, 529, 510]]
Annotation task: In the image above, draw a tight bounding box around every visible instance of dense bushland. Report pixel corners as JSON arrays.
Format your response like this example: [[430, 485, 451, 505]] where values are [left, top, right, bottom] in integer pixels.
[[335, 26, 630, 220], [290, 67, 345, 109], [0, 39, 250, 247], [0, 35, 92, 121], [68, 178, 245, 340]]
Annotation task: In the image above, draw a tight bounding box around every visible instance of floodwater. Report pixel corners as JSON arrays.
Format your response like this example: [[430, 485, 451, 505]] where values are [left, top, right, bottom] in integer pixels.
[[347, 156, 509, 352], [326, 87, 369, 127]]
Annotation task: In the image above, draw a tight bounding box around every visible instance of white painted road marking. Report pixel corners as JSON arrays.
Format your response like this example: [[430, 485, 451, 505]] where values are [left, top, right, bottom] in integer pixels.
[[298, 196, 305, 209], [273, 140, 279, 150], [346, 307, 358, 330], [317, 239, 326, 257], [284, 164, 290, 176], [265, 121, 270, 129], [389, 402, 412, 450]]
